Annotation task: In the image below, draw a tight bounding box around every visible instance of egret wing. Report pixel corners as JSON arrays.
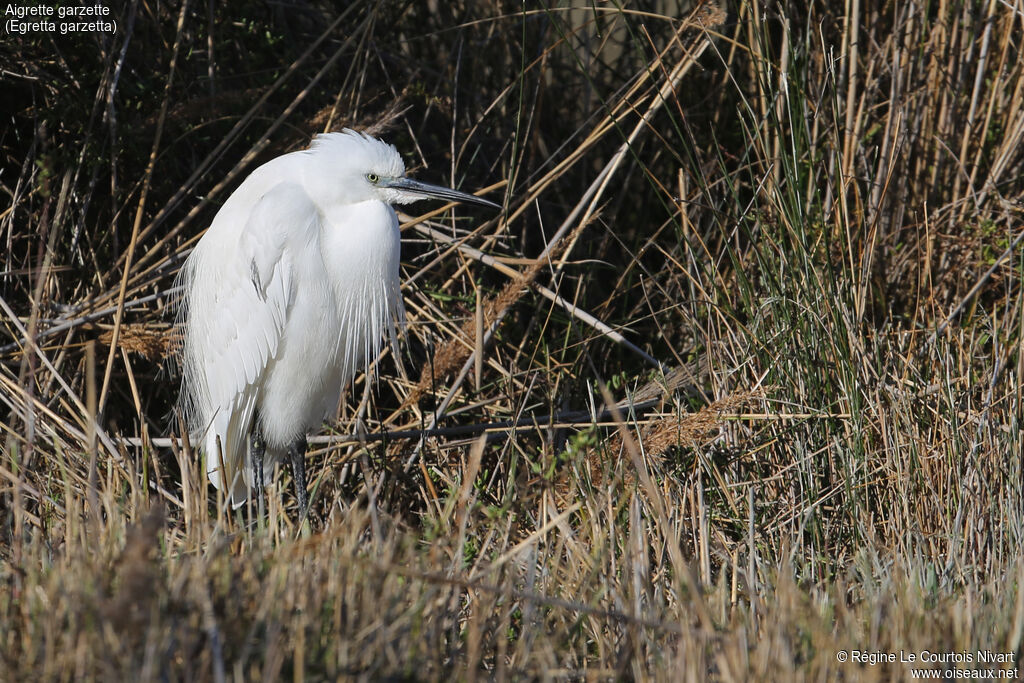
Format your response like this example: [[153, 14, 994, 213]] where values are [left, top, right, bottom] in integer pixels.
[[186, 183, 313, 506]]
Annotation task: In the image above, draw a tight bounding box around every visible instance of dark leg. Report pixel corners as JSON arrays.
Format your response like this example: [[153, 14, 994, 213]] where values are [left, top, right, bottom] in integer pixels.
[[250, 427, 266, 519], [288, 435, 309, 520]]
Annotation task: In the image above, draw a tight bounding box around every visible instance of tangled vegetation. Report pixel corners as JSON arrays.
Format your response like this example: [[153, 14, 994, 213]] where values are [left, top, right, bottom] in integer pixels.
[[2, 1, 1023, 679]]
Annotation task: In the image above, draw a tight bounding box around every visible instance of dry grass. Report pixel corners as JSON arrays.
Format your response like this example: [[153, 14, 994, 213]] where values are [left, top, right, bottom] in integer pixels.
[[2, 1, 1024, 680]]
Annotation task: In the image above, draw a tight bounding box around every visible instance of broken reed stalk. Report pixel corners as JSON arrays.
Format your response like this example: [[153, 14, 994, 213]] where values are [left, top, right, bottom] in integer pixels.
[[406, 3, 725, 409], [404, 218, 589, 407]]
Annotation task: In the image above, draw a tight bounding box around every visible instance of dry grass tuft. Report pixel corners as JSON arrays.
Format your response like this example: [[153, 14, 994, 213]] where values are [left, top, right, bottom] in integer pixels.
[[636, 389, 759, 458], [98, 325, 178, 362]]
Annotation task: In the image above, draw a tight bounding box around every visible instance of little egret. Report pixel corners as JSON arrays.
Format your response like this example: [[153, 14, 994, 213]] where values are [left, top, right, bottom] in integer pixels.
[[178, 129, 498, 515]]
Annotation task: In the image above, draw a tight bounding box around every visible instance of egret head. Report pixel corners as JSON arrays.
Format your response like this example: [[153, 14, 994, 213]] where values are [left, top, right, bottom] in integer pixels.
[[303, 129, 499, 209]]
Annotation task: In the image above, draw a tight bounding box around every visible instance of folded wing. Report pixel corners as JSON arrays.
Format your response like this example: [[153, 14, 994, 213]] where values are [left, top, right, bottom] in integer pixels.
[[182, 183, 315, 507]]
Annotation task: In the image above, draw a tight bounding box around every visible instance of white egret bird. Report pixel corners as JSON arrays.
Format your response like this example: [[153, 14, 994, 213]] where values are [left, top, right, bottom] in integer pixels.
[[178, 129, 498, 515]]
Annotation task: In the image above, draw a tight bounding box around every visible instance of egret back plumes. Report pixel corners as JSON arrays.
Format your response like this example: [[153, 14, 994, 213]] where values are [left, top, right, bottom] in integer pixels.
[[178, 129, 498, 511]]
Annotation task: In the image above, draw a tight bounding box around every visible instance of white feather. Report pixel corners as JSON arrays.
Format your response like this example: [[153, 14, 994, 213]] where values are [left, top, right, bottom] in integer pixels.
[[179, 132, 404, 508], [179, 128, 490, 509]]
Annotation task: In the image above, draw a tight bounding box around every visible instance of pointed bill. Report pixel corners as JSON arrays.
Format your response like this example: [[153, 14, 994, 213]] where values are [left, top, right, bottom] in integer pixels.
[[382, 177, 501, 209]]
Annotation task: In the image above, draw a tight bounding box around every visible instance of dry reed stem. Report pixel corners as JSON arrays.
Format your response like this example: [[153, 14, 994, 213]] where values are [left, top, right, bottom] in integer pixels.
[[406, 220, 586, 407]]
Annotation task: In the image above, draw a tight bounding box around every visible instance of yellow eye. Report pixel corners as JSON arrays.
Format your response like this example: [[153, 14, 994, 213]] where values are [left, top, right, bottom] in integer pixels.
[[367, 173, 379, 183]]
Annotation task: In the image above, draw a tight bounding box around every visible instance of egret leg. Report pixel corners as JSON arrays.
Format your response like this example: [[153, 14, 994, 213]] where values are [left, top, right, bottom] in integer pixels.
[[249, 427, 266, 519], [288, 436, 309, 519]]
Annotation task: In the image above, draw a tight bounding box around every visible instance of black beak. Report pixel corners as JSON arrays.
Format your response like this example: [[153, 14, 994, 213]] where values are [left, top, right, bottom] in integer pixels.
[[383, 177, 501, 209]]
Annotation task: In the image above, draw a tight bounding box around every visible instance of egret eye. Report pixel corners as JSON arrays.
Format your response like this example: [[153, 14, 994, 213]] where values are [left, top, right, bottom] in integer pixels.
[[367, 173, 380, 184]]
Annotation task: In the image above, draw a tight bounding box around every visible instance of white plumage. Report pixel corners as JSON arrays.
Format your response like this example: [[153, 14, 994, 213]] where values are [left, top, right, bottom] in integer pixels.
[[178, 129, 497, 510]]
